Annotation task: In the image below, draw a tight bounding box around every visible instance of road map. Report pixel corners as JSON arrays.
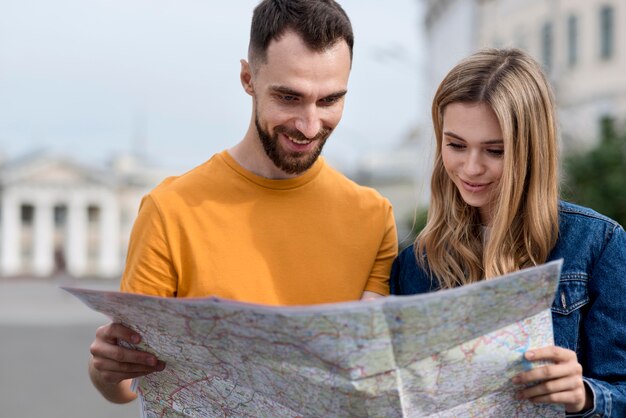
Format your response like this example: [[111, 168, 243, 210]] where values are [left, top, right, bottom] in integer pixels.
[[65, 260, 564, 417]]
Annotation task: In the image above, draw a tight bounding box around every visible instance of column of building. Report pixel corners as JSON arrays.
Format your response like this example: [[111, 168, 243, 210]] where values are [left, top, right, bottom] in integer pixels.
[[66, 193, 88, 278], [32, 194, 54, 276], [1, 191, 21, 276], [1, 189, 122, 278], [98, 193, 120, 278]]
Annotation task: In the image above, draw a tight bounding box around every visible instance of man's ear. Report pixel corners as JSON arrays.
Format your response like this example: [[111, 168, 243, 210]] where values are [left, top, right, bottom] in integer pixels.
[[240, 59, 254, 96]]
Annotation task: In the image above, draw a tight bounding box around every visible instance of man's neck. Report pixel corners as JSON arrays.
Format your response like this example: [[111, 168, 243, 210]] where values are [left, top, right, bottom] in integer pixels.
[[228, 134, 300, 180]]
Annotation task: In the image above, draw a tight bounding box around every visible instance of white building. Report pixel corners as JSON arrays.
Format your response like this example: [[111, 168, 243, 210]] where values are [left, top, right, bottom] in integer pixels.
[[352, 0, 624, 241], [0, 152, 168, 279], [423, 0, 626, 149], [349, 125, 433, 247]]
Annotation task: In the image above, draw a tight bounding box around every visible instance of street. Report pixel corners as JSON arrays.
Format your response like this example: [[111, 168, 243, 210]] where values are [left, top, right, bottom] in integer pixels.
[[0, 277, 138, 418]]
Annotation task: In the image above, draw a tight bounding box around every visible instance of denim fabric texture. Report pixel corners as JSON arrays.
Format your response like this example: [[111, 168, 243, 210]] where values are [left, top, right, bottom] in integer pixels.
[[390, 201, 626, 417]]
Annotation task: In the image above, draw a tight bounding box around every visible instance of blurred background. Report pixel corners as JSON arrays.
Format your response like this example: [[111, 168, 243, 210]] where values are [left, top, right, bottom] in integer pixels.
[[0, 0, 624, 416]]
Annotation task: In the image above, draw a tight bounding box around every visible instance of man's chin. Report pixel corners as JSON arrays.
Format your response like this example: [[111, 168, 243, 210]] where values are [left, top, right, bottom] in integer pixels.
[[255, 120, 328, 175], [274, 152, 320, 175]]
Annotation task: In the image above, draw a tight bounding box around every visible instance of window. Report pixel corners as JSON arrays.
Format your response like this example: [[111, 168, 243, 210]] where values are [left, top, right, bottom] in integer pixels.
[[599, 115, 616, 140], [87, 205, 100, 224], [541, 22, 553, 71], [54, 205, 67, 227], [599, 5, 614, 60], [567, 15, 579, 67], [21, 204, 34, 226]]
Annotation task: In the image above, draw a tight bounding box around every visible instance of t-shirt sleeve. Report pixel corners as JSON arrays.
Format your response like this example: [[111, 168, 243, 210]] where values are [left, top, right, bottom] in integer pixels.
[[119, 194, 178, 296], [364, 204, 398, 296]]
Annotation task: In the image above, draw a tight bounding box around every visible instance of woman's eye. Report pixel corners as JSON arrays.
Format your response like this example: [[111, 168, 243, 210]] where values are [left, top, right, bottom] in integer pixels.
[[487, 149, 504, 156]]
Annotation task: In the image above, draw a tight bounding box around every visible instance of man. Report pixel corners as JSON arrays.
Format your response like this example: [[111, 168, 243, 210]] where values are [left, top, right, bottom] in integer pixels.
[[89, 0, 398, 404]]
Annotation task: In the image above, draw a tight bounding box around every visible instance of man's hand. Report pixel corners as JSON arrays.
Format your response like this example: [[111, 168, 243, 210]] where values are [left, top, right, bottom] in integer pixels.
[[512, 346, 592, 413], [89, 323, 165, 403]]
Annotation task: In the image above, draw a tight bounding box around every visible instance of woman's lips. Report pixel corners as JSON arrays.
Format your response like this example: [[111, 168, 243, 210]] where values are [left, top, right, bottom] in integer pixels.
[[461, 179, 490, 193]]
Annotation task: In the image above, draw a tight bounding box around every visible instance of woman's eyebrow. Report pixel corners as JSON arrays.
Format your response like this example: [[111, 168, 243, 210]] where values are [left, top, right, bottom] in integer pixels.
[[444, 131, 503, 144]]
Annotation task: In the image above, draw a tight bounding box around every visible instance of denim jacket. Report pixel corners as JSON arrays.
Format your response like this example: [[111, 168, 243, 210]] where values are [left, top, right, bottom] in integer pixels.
[[390, 201, 626, 417]]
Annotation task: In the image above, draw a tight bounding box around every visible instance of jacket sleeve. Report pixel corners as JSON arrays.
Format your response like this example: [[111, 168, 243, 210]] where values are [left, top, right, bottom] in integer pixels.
[[389, 245, 435, 296], [573, 224, 626, 417]]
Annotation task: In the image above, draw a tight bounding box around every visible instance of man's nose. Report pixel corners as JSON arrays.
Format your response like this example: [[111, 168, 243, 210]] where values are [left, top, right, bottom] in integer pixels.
[[294, 105, 321, 139]]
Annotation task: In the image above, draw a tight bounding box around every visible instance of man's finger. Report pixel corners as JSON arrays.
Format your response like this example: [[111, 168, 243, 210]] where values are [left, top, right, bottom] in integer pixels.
[[92, 356, 165, 374], [90, 340, 160, 367], [96, 323, 141, 345]]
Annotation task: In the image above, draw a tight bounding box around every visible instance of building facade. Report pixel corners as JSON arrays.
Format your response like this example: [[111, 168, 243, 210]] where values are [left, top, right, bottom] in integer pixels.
[[423, 0, 625, 149], [350, 127, 432, 247], [0, 152, 167, 279]]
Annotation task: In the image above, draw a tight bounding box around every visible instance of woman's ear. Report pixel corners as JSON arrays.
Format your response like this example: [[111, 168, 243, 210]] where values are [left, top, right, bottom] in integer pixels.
[[240, 59, 254, 95]]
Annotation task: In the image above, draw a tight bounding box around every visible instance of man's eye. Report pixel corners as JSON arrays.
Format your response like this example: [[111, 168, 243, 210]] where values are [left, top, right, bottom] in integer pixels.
[[280, 95, 297, 102], [320, 96, 339, 105]]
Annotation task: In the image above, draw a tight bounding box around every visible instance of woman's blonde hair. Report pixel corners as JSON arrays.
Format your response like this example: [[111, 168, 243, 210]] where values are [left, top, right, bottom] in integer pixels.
[[417, 48, 560, 288]]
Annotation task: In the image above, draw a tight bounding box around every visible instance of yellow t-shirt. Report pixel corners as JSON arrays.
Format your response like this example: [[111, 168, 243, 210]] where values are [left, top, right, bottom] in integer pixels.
[[120, 151, 397, 305]]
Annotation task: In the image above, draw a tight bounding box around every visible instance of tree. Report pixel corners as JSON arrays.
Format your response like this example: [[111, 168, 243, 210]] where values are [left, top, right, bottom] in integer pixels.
[[400, 206, 429, 251], [563, 118, 626, 228]]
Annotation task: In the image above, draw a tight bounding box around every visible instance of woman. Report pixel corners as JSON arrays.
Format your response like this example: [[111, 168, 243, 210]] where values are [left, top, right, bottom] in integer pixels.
[[391, 48, 626, 416]]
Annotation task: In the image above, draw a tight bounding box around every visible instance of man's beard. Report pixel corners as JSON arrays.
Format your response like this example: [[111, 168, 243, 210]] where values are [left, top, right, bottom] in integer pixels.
[[255, 115, 331, 175]]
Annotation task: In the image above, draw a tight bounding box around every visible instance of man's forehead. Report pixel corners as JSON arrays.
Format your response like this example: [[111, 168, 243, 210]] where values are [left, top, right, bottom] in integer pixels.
[[264, 30, 351, 64]]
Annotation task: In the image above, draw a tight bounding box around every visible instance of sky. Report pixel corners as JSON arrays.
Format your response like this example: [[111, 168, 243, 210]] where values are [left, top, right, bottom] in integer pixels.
[[0, 0, 426, 173]]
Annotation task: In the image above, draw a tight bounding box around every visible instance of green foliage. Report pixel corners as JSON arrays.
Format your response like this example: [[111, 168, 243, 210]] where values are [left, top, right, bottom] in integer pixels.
[[399, 206, 429, 250], [562, 119, 626, 228]]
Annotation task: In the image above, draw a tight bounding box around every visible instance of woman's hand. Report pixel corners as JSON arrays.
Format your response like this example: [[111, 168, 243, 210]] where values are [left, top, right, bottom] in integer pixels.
[[512, 346, 592, 413]]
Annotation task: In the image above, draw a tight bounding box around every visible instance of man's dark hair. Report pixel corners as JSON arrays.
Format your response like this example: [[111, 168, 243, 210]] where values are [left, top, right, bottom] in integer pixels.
[[249, 0, 353, 66]]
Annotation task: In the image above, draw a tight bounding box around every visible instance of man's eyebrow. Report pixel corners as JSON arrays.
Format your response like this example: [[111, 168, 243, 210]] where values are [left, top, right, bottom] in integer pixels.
[[269, 85, 348, 100], [270, 86, 302, 97], [443, 131, 503, 144], [323, 90, 348, 100]]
